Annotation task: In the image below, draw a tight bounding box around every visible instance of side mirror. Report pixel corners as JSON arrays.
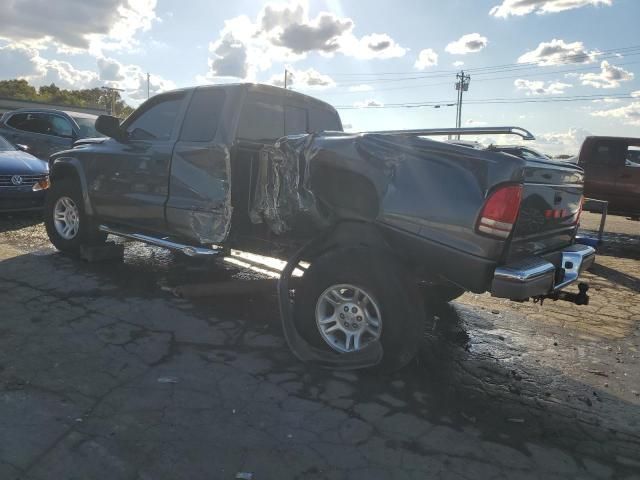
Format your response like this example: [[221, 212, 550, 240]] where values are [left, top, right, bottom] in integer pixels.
[[95, 115, 126, 141], [16, 144, 29, 152]]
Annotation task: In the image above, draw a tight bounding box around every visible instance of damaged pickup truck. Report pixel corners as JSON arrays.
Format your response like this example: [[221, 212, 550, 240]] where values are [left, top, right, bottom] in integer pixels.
[[44, 83, 595, 371]]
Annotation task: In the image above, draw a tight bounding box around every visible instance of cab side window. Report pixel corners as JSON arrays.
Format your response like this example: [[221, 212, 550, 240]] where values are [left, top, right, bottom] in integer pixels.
[[180, 88, 226, 142], [126, 94, 185, 141], [284, 105, 308, 135], [237, 94, 284, 141]]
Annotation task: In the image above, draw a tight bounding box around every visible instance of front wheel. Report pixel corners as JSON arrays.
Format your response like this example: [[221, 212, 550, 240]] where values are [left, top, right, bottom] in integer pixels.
[[44, 179, 105, 254], [294, 248, 427, 372]]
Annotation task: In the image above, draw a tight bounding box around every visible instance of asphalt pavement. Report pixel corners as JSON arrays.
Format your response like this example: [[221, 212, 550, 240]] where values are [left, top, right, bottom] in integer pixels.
[[0, 211, 638, 479]]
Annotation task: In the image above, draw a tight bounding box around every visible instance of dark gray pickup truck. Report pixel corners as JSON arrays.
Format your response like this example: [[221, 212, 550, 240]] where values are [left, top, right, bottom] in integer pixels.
[[44, 83, 595, 371]]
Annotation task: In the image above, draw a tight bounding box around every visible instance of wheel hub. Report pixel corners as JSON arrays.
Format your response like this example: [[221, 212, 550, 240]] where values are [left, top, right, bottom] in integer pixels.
[[53, 196, 80, 240], [315, 284, 382, 353]]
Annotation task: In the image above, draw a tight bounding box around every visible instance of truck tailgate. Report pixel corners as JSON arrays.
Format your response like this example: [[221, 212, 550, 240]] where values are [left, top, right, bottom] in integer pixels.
[[506, 158, 584, 261]]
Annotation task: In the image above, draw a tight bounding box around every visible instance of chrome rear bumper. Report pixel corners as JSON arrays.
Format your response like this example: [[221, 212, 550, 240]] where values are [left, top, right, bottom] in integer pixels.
[[491, 244, 596, 300]]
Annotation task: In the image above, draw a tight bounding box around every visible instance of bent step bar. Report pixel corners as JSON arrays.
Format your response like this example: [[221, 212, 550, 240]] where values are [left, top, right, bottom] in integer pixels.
[[98, 225, 221, 257]]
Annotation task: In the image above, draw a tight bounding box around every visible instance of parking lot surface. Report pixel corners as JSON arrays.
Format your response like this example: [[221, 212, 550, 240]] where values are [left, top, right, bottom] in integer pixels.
[[0, 212, 639, 479]]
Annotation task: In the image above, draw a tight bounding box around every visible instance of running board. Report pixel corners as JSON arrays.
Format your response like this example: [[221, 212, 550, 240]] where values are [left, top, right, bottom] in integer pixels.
[[98, 225, 221, 257]]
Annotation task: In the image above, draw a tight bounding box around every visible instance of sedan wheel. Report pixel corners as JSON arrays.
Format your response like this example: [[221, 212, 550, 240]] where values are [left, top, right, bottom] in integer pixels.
[[53, 196, 80, 240]]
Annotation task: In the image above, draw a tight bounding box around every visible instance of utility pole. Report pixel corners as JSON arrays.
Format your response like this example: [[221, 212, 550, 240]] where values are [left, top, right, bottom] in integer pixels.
[[147, 72, 150, 100], [101, 86, 125, 116], [284, 68, 289, 89], [454, 70, 471, 139]]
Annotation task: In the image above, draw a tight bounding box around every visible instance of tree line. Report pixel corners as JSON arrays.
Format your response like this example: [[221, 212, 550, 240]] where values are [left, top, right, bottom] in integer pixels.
[[0, 79, 134, 118]]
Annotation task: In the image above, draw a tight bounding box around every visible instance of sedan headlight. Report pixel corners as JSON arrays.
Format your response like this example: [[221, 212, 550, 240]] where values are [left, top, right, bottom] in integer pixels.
[[32, 176, 50, 191]]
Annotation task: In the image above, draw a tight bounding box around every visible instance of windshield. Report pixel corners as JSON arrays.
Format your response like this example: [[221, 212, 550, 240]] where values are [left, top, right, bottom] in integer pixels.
[[0, 135, 17, 151], [72, 117, 104, 138]]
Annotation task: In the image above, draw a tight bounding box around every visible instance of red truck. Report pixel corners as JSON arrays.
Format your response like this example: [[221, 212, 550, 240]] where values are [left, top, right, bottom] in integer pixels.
[[578, 136, 640, 218]]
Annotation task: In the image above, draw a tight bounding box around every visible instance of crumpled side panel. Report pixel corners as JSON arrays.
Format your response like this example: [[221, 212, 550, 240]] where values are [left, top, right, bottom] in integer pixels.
[[166, 143, 233, 244], [249, 132, 407, 235], [250, 134, 321, 234]]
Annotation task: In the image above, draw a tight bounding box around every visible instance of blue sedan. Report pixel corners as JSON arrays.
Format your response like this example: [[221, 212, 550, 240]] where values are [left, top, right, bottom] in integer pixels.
[[0, 135, 49, 212]]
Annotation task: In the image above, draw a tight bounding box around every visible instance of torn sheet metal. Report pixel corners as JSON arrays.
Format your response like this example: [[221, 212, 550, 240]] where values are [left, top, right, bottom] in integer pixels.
[[249, 131, 529, 265], [250, 132, 399, 234]]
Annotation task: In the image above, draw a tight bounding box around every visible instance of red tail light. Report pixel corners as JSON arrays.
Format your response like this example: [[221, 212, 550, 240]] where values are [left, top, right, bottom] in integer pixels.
[[477, 184, 523, 239]]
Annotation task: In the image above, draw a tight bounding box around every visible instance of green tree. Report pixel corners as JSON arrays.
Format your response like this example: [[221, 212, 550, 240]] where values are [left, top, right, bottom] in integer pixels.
[[0, 78, 134, 118]]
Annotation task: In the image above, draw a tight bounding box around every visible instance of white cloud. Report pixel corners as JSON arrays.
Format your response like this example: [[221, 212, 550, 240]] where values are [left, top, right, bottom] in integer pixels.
[[466, 119, 488, 126], [97, 57, 125, 81], [204, 1, 406, 81], [353, 99, 383, 108], [0, 43, 100, 89], [514, 78, 572, 95], [0, 44, 174, 103], [92, 57, 175, 101], [579, 60, 634, 89], [445, 33, 488, 55], [267, 67, 335, 89], [453, 61, 465, 67], [490, 0, 612, 17], [0, 0, 158, 55], [518, 39, 597, 66], [632, 90, 640, 98], [348, 84, 373, 92], [414, 49, 438, 70], [591, 97, 621, 103], [592, 102, 640, 126], [0, 44, 44, 79], [530, 128, 592, 155], [339, 33, 407, 60]]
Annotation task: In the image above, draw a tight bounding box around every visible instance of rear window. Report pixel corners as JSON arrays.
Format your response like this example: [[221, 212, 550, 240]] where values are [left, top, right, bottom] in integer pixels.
[[285, 105, 307, 135], [180, 88, 226, 142], [309, 107, 342, 133], [237, 94, 284, 141]]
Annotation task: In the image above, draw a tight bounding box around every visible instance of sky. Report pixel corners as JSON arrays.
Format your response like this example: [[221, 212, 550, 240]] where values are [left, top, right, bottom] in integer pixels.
[[1, 0, 639, 155]]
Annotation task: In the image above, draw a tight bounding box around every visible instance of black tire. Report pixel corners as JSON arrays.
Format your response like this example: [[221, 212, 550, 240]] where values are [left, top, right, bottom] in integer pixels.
[[421, 284, 466, 304], [294, 247, 426, 372], [44, 178, 106, 254]]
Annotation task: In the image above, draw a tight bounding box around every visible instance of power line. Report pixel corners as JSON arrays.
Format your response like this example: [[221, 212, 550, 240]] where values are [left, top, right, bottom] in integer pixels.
[[322, 59, 640, 97], [334, 92, 636, 109], [331, 50, 640, 87], [326, 44, 640, 79]]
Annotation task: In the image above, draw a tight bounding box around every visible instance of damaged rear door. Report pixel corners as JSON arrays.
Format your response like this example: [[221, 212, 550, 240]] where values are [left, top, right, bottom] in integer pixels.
[[165, 86, 233, 244]]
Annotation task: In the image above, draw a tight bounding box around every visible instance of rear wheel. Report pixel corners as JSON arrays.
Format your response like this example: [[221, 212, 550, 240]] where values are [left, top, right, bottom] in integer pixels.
[[294, 248, 426, 372], [45, 178, 105, 254]]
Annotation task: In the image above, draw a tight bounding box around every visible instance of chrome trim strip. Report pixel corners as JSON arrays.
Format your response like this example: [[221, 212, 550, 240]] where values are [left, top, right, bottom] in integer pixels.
[[98, 225, 220, 257]]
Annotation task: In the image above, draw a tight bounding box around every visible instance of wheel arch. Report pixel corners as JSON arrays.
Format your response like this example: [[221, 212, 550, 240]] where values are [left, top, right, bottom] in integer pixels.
[[50, 157, 94, 215]]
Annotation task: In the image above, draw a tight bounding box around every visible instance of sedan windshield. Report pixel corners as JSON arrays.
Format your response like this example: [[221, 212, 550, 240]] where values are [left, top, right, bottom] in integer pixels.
[[0, 135, 17, 151], [73, 117, 104, 138]]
